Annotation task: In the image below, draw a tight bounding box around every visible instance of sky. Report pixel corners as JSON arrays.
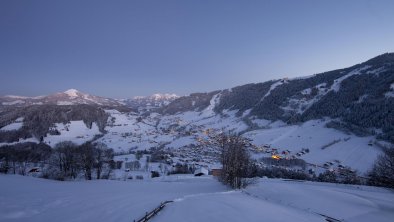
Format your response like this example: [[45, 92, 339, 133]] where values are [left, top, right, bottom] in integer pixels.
[[0, 0, 394, 98]]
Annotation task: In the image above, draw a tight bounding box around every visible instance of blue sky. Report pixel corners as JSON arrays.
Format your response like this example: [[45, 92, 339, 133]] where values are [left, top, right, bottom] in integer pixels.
[[1, 0, 393, 98]]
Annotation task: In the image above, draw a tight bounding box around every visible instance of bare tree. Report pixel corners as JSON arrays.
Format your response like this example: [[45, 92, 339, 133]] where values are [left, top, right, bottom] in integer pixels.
[[369, 147, 394, 188], [93, 142, 114, 179], [80, 142, 95, 180], [216, 133, 252, 189], [52, 141, 80, 179]]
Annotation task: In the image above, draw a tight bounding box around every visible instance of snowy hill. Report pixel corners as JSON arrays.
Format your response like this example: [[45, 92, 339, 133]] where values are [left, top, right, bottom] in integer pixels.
[[0, 89, 124, 107], [119, 93, 179, 111], [0, 53, 393, 176], [0, 175, 393, 222], [162, 53, 394, 143]]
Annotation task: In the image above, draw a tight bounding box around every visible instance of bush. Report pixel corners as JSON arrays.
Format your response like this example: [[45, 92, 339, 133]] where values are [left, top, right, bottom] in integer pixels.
[[254, 166, 310, 180], [318, 170, 337, 183]]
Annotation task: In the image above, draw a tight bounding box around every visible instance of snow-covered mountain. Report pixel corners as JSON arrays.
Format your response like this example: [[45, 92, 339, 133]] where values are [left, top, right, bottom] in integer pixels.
[[161, 53, 394, 143], [120, 93, 179, 111], [0, 53, 393, 176], [0, 89, 124, 107]]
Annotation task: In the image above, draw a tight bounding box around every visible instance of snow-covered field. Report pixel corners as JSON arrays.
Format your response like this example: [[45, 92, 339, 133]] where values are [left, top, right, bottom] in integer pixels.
[[0, 105, 388, 175], [0, 175, 226, 222], [1, 175, 393, 222], [43, 121, 101, 147], [245, 119, 382, 174]]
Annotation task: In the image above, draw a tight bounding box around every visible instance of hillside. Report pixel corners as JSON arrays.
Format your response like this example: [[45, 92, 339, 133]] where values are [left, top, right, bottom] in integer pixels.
[[0, 89, 125, 107], [0, 53, 393, 176], [162, 53, 394, 143], [0, 105, 109, 144], [1, 175, 393, 222], [119, 93, 179, 112]]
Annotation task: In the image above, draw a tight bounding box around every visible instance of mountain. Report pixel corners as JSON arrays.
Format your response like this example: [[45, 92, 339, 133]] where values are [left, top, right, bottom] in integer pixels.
[[120, 93, 179, 111], [161, 53, 394, 143], [0, 89, 124, 107], [0, 53, 393, 175]]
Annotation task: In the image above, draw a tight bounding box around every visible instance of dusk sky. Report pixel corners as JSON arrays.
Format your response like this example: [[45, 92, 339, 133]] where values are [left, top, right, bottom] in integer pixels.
[[1, 0, 393, 98]]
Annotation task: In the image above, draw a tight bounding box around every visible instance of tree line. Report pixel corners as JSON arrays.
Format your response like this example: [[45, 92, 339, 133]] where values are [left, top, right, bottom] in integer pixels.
[[0, 141, 115, 181]]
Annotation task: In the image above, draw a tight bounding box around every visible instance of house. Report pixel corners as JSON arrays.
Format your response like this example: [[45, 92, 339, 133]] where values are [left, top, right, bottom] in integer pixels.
[[194, 167, 208, 176], [210, 168, 222, 177]]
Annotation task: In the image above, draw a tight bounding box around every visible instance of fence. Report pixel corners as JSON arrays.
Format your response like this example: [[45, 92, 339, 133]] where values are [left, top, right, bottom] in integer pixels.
[[134, 200, 174, 222]]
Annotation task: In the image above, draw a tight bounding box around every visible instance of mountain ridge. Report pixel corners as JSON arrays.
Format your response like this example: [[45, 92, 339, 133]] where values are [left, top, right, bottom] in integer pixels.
[[1, 53, 393, 144]]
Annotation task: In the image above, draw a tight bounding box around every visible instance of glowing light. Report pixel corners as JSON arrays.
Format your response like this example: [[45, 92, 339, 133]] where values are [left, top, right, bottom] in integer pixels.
[[271, 155, 281, 160]]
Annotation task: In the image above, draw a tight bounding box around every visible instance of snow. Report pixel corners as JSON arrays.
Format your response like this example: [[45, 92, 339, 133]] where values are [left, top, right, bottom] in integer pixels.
[[331, 66, 371, 92], [242, 109, 252, 117], [43, 121, 101, 147], [4, 95, 29, 99], [98, 110, 168, 152], [153, 178, 394, 222], [194, 167, 209, 176], [244, 120, 382, 174], [1, 174, 393, 222], [261, 80, 283, 101], [57, 101, 74, 105], [154, 190, 323, 222], [2, 100, 25, 105], [0, 122, 23, 131], [0, 137, 39, 147], [0, 175, 226, 222], [301, 88, 312, 95], [250, 118, 272, 127], [0, 118, 24, 131], [281, 83, 329, 114], [385, 91, 394, 98], [151, 93, 178, 100], [2, 175, 393, 222], [64, 89, 79, 97], [94, 108, 385, 174], [166, 136, 196, 149], [385, 83, 394, 98], [245, 179, 394, 222], [366, 66, 386, 75], [356, 94, 369, 103], [202, 93, 221, 116]]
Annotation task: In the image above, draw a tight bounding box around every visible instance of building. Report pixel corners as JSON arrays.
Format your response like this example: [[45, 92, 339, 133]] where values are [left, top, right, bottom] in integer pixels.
[[194, 167, 209, 176], [211, 168, 222, 177]]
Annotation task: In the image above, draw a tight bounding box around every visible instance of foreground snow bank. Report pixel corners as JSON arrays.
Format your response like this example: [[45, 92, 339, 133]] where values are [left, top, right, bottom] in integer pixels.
[[1, 175, 393, 222], [0, 175, 226, 222], [246, 178, 394, 222], [152, 190, 324, 222], [154, 178, 394, 222]]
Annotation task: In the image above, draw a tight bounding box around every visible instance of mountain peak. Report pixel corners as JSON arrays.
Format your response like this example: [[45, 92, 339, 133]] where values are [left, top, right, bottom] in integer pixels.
[[150, 93, 178, 100], [64, 89, 81, 97]]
